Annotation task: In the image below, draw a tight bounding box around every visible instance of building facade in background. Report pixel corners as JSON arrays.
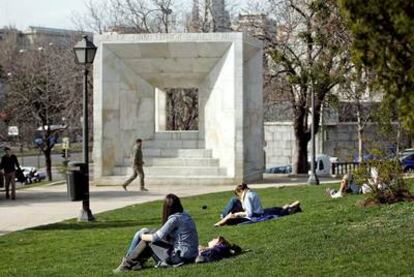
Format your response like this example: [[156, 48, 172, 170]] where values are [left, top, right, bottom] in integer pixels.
[[190, 0, 231, 32]]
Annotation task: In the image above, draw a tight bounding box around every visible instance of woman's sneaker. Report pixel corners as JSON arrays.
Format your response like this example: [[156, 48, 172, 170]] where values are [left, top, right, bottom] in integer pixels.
[[287, 201, 301, 214], [131, 262, 143, 271], [113, 258, 129, 274]]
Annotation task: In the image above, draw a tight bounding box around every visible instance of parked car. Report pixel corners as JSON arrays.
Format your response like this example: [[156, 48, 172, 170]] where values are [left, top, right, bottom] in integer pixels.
[[265, 165, 292, 174], [398, 148, 414, 158], [15, 166, 46, 184], [265, 154, 336, 176], [308, 154, 332, 176], [400, 153, 414, 172]]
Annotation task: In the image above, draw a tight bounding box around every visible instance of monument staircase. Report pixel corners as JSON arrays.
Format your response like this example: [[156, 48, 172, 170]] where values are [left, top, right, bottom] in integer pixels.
[[111, 132, 233, 186]]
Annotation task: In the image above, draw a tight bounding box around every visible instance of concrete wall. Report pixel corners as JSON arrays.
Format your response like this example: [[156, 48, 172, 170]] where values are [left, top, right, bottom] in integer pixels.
[[323, 123, 407, 161], [264, 122, 408, 168], [264, 122, 295, 168], [94, 44, 155, 177], [243, 43, 264, 182], [155, 88, 167, 132], [200, 43, 237, 177]]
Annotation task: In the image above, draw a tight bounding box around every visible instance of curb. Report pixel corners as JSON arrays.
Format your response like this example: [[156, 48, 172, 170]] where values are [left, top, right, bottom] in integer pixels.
[[46, 180, 66, 186]]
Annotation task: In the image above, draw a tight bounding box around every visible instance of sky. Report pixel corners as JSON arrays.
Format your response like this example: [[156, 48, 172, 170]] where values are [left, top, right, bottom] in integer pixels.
[[0, 0, 87, 30], [0, 0, 257, 31]]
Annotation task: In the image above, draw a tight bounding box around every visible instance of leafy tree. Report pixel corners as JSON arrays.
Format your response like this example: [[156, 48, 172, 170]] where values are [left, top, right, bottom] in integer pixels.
[[340, 0, 414, 131], [261, 0, 351, 173]]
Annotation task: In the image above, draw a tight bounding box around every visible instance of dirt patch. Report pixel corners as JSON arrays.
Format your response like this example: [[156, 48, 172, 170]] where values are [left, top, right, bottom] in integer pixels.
[[357, 188, 414, 207]]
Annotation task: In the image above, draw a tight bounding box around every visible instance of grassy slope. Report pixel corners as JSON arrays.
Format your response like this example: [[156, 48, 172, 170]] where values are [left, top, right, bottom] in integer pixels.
[[0, 183, 414, 277]]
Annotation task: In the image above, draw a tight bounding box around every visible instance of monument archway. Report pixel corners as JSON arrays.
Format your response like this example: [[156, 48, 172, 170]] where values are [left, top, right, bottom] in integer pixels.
[[93, 33, 263, 185]]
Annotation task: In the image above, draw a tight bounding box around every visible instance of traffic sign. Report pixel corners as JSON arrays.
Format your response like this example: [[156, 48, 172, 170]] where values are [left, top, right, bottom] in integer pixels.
[[8, 126, 19, 136], [62, 137, 70, 150]]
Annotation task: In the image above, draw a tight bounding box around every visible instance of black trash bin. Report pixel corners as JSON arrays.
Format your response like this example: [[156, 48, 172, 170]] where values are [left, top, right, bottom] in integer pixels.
[[67, 161, 87, 201]]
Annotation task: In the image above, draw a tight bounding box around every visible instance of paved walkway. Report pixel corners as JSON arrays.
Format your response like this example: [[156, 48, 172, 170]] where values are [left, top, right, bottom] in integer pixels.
[[0, 176, 338, 236]]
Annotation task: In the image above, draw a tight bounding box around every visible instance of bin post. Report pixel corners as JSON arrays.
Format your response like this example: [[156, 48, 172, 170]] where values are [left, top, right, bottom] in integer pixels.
[[66, 162, 94, 221], [78, 162, 94, 221], [73, 35, 96, 222], [67, 162, 87, 201]]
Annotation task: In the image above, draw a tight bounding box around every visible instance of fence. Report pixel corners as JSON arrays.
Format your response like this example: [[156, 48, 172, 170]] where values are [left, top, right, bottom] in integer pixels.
[[331, 162, 360, 176]]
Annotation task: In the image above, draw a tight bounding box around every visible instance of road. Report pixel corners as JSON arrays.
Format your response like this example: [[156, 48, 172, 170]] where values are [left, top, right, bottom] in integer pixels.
[[17, 152, 83, 168], [16, 152, 83, 181]]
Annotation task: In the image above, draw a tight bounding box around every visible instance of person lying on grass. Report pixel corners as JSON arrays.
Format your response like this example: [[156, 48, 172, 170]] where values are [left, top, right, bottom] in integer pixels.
[[113, 194, 199, 273], [214, 183, 301, 227], [195, 236, 242, 263], [326, 168, 386, 198], [326, 173, 360, 199]]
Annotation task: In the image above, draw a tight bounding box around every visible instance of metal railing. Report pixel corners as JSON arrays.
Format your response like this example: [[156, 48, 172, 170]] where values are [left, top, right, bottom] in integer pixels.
[[331, 162, 360, 176]]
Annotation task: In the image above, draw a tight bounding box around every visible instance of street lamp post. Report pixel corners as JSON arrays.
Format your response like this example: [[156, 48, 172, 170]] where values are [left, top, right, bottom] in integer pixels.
[[73, 35, 97, 221], [308, 88, 320, 185]]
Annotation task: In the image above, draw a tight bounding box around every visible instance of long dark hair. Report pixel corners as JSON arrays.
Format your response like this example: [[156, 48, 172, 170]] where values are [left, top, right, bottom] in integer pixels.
[[234, 183, 249, 195], [162, 194, 184, 224], [217, 236, 231, 248], [216, 236, 242, 255]]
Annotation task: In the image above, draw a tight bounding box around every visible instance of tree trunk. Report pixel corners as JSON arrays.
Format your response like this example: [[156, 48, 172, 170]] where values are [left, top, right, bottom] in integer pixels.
[[356, 100, 364, 162], [357, 126, 363, 162], [294, 135, 311, 174], [292, 107, 311, 174], [44, 148, 53, 181], [396, 123, 401, 154]]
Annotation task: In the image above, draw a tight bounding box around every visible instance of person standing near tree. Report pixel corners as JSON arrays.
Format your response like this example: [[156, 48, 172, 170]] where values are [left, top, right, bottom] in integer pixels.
[[1, 147, 20, 200], [122, 139, 147, 191]]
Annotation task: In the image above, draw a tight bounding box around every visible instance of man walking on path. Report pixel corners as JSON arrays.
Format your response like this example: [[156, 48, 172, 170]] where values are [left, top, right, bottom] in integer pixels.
[[122, 139, 147, 191], [1, 147, 20, 200]]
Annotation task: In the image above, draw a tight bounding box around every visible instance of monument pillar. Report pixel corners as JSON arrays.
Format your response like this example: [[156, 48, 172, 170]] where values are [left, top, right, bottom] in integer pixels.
[[155, 88, 167, 132]]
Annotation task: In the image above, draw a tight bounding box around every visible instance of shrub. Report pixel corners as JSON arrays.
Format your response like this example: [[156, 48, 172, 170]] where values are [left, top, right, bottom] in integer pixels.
[[353, 159, 414, 206]]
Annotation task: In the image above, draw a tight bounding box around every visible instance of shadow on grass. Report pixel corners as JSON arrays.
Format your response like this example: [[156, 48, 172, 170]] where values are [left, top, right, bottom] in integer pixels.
[[0, 190, 162, 206], [252, 175, 339, 185], [30, 219, 159, 231]]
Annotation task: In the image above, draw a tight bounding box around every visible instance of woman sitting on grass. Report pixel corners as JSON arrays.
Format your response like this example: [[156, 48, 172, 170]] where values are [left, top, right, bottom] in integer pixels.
[[214, 183, 301, 227], [113, 194, 199, 273]]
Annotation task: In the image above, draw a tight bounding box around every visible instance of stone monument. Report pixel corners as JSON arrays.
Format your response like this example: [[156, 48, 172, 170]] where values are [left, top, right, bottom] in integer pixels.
[[93, 32, 263, 186]]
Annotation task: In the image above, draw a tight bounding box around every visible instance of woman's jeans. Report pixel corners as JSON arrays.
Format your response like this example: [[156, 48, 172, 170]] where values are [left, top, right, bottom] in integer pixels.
[[123, 239, 190, 270], [221, 197, 243, 218], [126, 228, 153, 256]]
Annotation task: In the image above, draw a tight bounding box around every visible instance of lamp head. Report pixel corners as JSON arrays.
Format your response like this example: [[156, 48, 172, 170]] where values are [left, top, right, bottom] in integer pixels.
[[73, 35, 97, 64]]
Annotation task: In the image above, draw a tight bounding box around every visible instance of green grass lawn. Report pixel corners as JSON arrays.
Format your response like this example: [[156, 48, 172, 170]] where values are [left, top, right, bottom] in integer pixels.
[[1, 182, 414, 277]]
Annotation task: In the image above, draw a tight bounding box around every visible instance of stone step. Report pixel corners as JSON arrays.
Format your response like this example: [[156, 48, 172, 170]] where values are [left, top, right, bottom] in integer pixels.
[[154, 131, 200, 140], [113, 166, 227, 176], [143, 140, 204, 149], [141, 148, 212, 158], [122, 157, 220, 167], [95, 176, 236, 186]]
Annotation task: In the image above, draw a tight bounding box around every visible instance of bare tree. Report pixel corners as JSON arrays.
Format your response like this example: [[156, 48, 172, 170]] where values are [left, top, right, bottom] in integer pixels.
[[340, 66, 377, 162], [72, 0, 176, 34], [1, 36, 84, 180], [166, 88, 198, 130]]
